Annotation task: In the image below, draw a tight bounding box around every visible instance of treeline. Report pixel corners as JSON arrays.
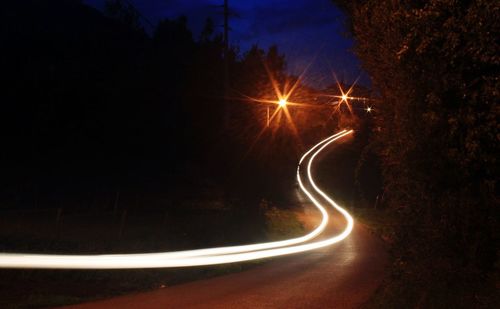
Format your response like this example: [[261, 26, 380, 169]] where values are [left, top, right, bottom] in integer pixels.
[[333, 0, 498, 307], [0, 0, 338, 211]]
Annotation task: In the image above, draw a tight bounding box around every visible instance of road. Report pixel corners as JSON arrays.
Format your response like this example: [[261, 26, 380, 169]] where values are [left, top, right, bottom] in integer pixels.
[[62, 219, 386, 308], [61, 131, 388, 308]]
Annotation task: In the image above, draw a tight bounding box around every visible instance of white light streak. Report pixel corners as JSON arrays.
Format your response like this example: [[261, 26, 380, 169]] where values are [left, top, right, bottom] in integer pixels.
[[0, 130, 354, 269]]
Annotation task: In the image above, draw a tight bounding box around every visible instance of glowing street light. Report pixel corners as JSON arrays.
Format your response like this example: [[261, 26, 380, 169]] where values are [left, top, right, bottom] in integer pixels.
[[320, 75, 370, 114], [267, 98, 286, 127]]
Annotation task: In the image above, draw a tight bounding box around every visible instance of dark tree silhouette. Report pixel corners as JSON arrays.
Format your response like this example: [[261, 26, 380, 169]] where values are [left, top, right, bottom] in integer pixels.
[[332, 0, 499, 306]]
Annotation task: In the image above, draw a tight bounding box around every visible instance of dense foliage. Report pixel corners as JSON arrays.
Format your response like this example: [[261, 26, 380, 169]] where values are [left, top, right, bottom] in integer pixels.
[[334, 0, 499, 306]]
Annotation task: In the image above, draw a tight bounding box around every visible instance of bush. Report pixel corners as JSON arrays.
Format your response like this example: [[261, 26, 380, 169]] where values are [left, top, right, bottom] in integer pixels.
[[333, 0, 499, 306]]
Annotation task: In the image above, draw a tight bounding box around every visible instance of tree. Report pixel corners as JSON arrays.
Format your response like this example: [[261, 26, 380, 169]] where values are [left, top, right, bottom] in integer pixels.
[[333, 0, 499, 306], [104, 0, 142, 31], [200, 18, 215, 42]]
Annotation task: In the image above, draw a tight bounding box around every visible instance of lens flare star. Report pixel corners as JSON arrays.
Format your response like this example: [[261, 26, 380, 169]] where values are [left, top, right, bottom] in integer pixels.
[[320, 74, 371, 115]]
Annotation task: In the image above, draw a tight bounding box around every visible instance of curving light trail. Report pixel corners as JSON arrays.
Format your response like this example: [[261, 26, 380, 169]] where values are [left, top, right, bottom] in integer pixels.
[[0, 130, 354, 269]]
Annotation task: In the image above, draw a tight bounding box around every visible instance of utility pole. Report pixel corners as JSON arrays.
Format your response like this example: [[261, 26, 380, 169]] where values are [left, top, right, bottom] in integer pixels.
[[267, 106, 270, 127], [223, 0, 229, 56], [212, 0, 236, 128], [223, 0, 230, 128]]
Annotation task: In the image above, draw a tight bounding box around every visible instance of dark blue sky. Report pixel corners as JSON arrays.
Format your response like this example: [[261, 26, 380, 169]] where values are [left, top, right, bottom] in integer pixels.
[[84, 0, 368, 88]]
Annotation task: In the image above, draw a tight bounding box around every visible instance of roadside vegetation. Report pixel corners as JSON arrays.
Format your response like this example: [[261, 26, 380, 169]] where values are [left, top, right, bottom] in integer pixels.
[[333, 1, 498, 307], [260, 199, 306, 240]]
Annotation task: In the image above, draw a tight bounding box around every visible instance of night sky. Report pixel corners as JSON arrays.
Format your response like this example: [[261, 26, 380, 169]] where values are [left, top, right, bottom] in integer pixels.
[[84, 0, 369, 87]]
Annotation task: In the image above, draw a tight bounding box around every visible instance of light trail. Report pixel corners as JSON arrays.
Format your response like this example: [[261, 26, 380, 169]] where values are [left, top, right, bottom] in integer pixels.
[[0, 130, 354, 269]]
